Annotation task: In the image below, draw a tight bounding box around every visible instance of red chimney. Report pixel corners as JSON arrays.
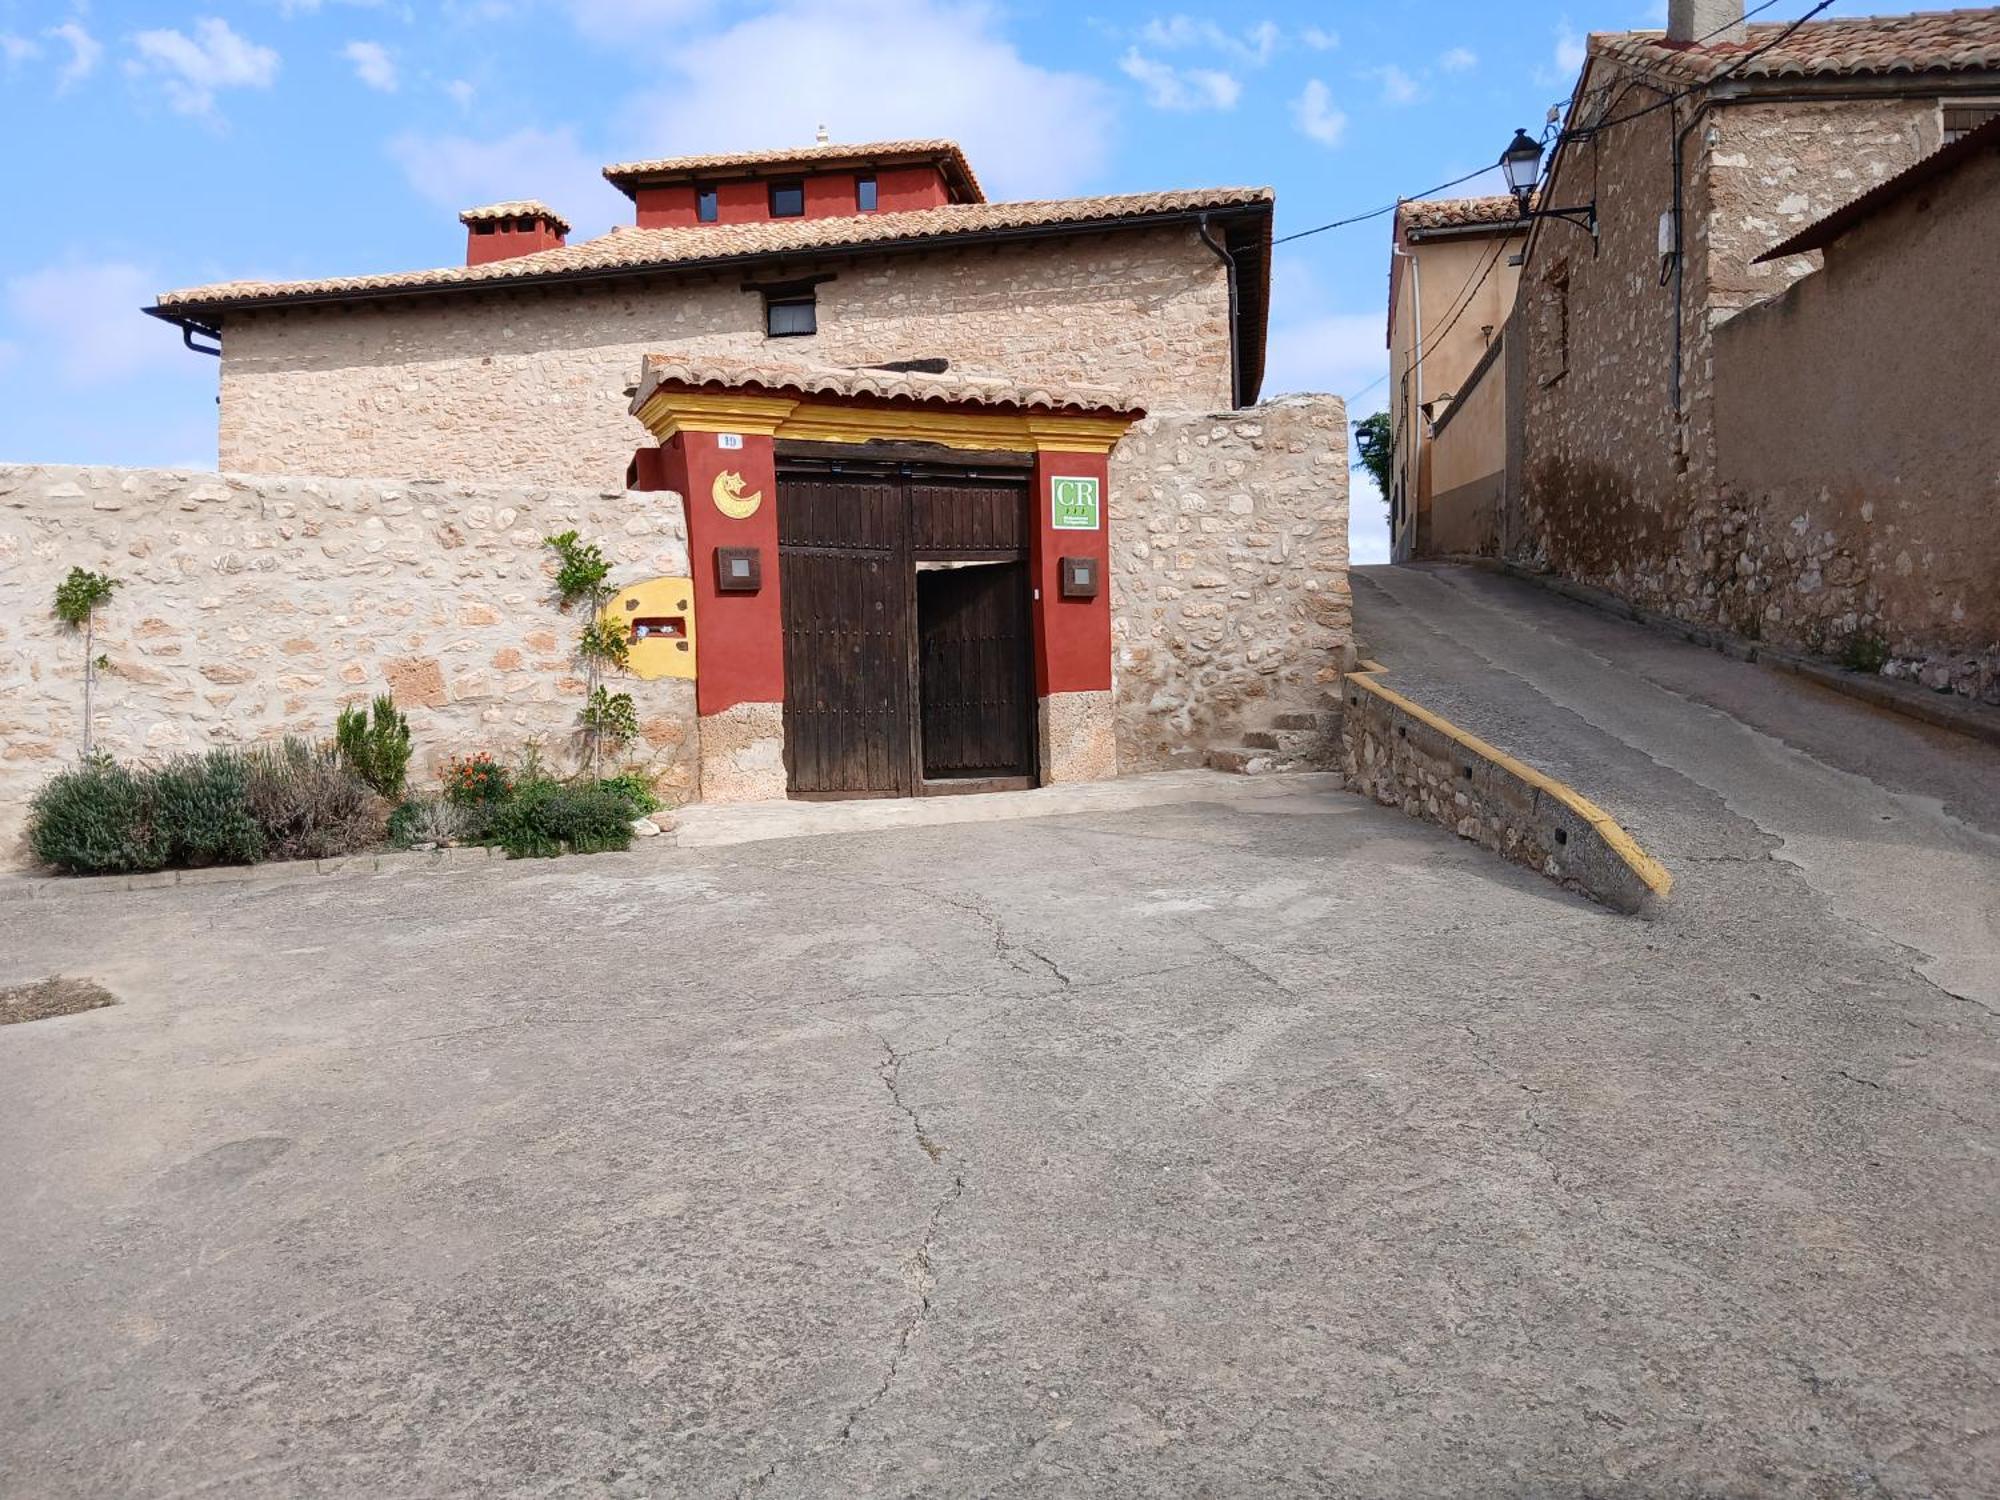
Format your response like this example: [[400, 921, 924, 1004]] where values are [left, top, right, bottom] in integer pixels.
[[460, 201, 570, 266]]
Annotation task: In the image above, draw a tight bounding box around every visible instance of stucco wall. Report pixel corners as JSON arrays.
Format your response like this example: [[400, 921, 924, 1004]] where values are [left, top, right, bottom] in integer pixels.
[[1511, 78, 1945, 639], [0, 465, 697, 865], [1425, 333, 1506, 558], [217, 226, 1233, 486], [1712, 139, 2000, 699], [1108, 395, 1353, 770]]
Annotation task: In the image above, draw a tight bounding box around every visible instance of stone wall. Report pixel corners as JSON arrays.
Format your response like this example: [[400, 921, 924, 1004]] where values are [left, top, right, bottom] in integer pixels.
[[217, 225, 1233, 486], [0, 465, 697, 864], [1711, 138, 2000, 700], [1108, 395, 1352, 770], [1341, 668, 1671, 914], [1511, 80, 1944, 637]]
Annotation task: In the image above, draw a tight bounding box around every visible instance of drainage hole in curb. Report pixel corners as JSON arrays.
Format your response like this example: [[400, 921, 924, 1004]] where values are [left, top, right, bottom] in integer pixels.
[[1, 976, 118, 1026], [1461, 765, 1474, 779], [1554, 828, 1569, 846]]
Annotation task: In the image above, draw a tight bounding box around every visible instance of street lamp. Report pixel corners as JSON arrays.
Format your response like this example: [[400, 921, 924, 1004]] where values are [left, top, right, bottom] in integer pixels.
[[1497, 126, 1597, 239]]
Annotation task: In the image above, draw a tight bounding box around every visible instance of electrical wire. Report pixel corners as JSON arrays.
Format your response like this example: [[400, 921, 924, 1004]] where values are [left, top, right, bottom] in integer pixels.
[[1270, 163, 1502, 246]]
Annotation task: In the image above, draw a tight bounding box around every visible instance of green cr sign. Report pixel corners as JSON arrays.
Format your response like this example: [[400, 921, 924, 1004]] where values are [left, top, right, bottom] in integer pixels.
[[1050, 475, 1101, 531]]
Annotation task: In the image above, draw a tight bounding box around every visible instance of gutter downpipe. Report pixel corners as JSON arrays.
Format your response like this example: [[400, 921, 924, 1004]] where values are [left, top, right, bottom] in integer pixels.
[[1197, 214, 1242, 408]]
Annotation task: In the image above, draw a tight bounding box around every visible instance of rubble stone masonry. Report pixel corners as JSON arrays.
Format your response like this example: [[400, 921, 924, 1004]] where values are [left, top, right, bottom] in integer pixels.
[[1511, 85, 1958, 676], [217, 226, 1234, 483], [0, 465, 696, 864], [1109, 395, 1353, 769]]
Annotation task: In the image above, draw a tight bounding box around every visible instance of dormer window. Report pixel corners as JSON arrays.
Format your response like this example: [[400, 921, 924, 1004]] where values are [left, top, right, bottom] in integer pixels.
[[696, 184, 718, 223], [857, 175, 878, 213], [769, 180, 806, 218]]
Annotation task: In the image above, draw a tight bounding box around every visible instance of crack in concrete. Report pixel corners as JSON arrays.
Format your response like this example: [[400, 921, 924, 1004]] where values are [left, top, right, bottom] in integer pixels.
[[922, 888, 1075, 989]]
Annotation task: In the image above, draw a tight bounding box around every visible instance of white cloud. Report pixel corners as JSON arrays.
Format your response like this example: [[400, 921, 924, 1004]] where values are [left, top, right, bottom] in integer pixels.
[[1348, 468, 1390, 564], [3, 261, 181, 388], [444, 77, 475, 109], [1119, 48, 1239, 111], [1136, 16, 1278, 66], [341, 39, 397, 90], [129, 18, 280, 117], [1300, 25, 1338, 51], [1372, 63, 1421, 105], [1290, 79, 1345, 148], [389, 124, 619, 231], [48, 22, 102, 89], [2, 32, 41, 67], [1440, 46, 1477, 73], [1555, 20, 1587, 74], [613, 0, 1114, 201]]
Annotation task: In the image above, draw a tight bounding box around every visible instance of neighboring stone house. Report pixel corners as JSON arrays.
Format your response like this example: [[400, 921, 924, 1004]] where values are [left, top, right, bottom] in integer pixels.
[[1713, 116, 2000, 696], [0, 140, 1349, 851], [1384, 195, 1528, 561], [1505, 3, 2000, 692]]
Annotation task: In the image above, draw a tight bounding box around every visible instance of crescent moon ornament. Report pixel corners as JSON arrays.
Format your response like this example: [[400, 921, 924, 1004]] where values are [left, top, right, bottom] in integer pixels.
[[711, 469, 763, 520]]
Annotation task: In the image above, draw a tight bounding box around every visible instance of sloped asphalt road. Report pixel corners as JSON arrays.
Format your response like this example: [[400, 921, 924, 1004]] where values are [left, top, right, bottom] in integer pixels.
[[2, 598, 1998, 1497]]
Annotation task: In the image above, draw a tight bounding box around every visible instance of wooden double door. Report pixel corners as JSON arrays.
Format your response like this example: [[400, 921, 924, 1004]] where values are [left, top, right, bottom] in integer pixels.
[[777, 451, 1038, 798]]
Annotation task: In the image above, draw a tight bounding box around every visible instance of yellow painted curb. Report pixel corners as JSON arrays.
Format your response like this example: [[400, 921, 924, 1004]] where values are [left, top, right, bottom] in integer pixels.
[[1347, 663, 1674, 900]]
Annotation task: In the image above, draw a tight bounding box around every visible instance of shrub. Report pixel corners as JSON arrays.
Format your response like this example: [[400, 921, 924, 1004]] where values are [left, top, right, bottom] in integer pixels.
[[334, 695, 412, 799], [245, 739, 388, 860], [27, 757, 166, 875], [1840, 631, 1890, 675], [597, 771, 660, 816], [443, 752, 511, 807], [487, 779, 634, 860], [149, 751, 267, 868], [387, 795, 476, 849]]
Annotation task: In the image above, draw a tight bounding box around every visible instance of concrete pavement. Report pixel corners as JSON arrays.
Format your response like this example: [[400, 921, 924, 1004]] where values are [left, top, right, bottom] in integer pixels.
[[4, 748, 1998, 1495], [1356, 563, 2000, 1014]]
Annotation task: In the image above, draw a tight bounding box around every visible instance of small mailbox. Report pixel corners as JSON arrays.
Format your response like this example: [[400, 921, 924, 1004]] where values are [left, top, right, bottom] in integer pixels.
[[715, 546, 762, 593], [600, 576, 696, 681], [1059, 555, 1100, 599]]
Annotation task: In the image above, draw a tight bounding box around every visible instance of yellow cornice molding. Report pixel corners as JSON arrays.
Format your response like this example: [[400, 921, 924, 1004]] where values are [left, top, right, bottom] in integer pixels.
[[635, 384, 1137, 455]]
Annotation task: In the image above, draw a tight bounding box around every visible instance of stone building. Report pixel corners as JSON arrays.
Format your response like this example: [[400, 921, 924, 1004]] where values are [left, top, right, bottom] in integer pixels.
[[1502, 3, 2000, 693], [1384, 196, 1528, 561], [0, 140, 1348, 849]]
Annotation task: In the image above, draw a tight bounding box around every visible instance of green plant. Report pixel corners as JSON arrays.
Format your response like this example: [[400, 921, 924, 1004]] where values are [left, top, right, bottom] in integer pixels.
[[1353, 411, 1394, 511], [443, 752, 512, 807], [52, 567, 120, 756], [597, 771, 660, 816], [334, 694, 412, 799], [27, 757, 165, 874], [543, 530, 634, 776], [246, 738, 388, 860], [487, 780, 634, 860], [1840, 631, 1890, 675], [388, 795, 475, 849], [148, 751, 266, 868]]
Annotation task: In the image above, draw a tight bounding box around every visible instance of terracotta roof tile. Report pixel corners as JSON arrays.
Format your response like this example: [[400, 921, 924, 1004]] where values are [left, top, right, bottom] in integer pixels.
[[603, 138, 984, 202], [1589, 8, 2000, 86], [632, 354, 1143, 417], [1397, 194, 1532, 235], [458, 200, 571, 233], [154, 187, 1272, 314]]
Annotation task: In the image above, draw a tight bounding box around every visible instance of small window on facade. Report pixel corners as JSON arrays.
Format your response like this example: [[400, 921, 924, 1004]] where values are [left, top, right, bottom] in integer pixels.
[[857, 175, 878, 212], [1942, 100, 2000, 142], [696, 184, 719, 223], [766, 292, 817, 338], [769, 180, 806, 218]]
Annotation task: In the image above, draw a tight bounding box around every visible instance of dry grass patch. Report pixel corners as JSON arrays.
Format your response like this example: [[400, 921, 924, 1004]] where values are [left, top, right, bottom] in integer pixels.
[[1, 976, 117, 1025]]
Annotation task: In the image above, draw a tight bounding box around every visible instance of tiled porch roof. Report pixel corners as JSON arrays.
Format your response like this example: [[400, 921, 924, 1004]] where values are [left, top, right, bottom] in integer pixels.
[[1589, 8, 2000, 86], [630, 355, 1144, 418]]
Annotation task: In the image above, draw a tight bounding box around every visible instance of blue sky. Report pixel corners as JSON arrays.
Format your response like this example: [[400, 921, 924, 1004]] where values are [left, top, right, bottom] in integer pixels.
[[0, 0, 1845, 560]]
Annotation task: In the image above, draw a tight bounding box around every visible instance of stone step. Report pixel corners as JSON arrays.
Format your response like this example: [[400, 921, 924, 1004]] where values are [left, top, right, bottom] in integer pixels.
[[1270, 711, 1321, 732], [1205, 745, 1281, 775]]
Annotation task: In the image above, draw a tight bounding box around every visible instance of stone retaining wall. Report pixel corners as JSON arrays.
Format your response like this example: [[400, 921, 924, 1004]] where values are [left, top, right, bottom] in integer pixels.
[[1109, 395, 1353, 770], [1341, 669, 1670, 913], [0, 465, 696, 865]]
